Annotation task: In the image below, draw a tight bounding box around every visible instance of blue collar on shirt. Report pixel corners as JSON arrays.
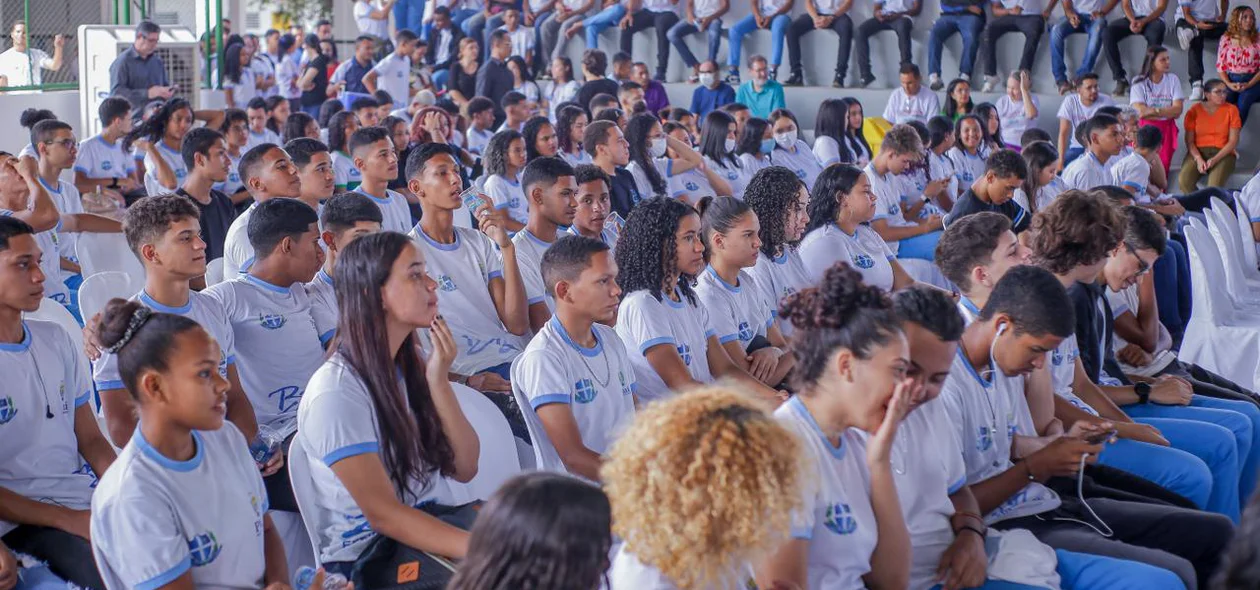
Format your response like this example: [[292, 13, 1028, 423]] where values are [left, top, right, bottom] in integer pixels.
[[139, 290, 193, 314], [136, 427, 205, 472], [956, 346, 993, 389], [416, 226, 460, 251], [0, 322, 32, 352], [317, 268, 334, 286], [521, 229, 552, 249], [705, 265, 741, 293], [549, 316, 603, 358], [243, 274, 292, 294], [787, 396, 846, 460], [959, 295, 981, 317], [661, 287, 687, 309]]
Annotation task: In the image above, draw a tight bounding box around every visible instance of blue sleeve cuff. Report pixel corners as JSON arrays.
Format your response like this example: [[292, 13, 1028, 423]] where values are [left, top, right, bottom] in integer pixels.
[[488, 270, 504, 280], [319, 330, 335, 347], [134, 555, 192, 590], [948, 475, 967, 495], [639, 336, 676, 355], [790, 526, 814, 540], [529, 393, 571, 409], [73, 166, 89, 174], [705, 328, 717, 339], [224, 355, 237, 367], [74, 391, 91, 407], [1112, 303, 1130, 317], [718, 333, 741, 344], [95, 379, 124, 391], [1122, 181, 1142, 190], [322, 441, 380, 466]]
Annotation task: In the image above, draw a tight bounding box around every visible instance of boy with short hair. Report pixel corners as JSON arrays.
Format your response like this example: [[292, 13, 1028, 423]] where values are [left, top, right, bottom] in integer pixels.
[[882, 64, 940, 125], [498, 9, 535, 65], [513, 156, 578, 331], [944, 148, 1031, 233], [306, 192, 383, 345], [465, 96, 497, 156], [584, 120, 639, 219], [511, 235, 637, 481], [245, 97, 283, 151], [0, 154, 61, 311], [348, 126, 413, 233], [285, 138, 337, 211], [566, 164, 620, 252], [351, 96, 381, 127], [222, 144, 303, 281], [75, 96, 140, 204], [216, 108, 252, 206], [1063, 114, 1124, 191], [177, 127, 237, 262], [1056, 74, 1115, 167], [364, 28, 419, 103], [499, 91, 530, 133]]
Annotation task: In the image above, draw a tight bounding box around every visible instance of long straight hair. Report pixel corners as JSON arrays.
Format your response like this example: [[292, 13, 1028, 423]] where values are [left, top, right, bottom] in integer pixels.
[[838, 97, 872, 161], [698, 110, 740, 169], [814, 98, 856, 164], [1020, 141, 1059, 214], [332, 232, 456, 495], [1133, 45, 1168, 87], [626, 113, 667, 195]]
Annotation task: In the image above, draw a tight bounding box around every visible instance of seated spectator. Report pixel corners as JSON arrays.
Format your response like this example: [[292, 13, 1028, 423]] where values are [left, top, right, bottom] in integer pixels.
[[742, 166, 811, 327], [883, 63, 939, 125], [783, 0, 854, 88], [1014, 140, 1066, 213], [630, 62, 669, 113], [1049, 0, 1113, 94], [734, 55, 786, 118], [584, 119, 640, 218], [1063, 114, 1125, 191], [1130, 46, 1186, 172], [618, 2, 680, 82], [812, 98, 857, 167], [767, 109, 822, 189], [176, 128, 237, 262], [446, 38, 482, 108], [996, 71, 1039, 148], [1217, 6, 1260, 124], [75, 97, 141, 205], [304, 192, 383, 344], [725, 1, 792, 86], [222, 145, 303, 280], [1057, 73, 1114, 168], [0, 154, 61, 311], [565, 165, 621, 250], [1175, 0, 1227, 100], [623, 113, 702, 200], [942, 77, 974, 122], [328, 111, 363, 191], [981, 0, 1051, 92], [499, 91, 530, 133], [974, 102, 1006, 155], [734, 117, 773, 176], [944, 148, 1031, 233], [507, 56, 541, 105], [1103, 0, 1168, 97], [667, 0, 730, 84], [866, 124, 944, 265], [348, 127, 413, 233], [689, 60, 737, 120], [1116, 125, 1234, 214], [926, 0, 985, 90], [245, 97, 283, 151], [483, 130, 529, 230], [697, 110, 752, 199], [853, 0, 920, 88], [544, 58, 581, 120], [1180, 79, 1242, 193], [126, 98, 224, 197]]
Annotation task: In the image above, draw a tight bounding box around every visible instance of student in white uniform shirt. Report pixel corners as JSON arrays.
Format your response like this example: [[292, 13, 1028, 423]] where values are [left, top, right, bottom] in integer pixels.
[[126, 99, 226, 198], [307, 193, 384, 346], [605, 386, 806, 589], [743, 166, 812, 335], [287, 137, 338, 216], [1013, 140, 1066, 214], [464, 97, 497, 157], [613, 197, 786, 403], [768, 110, 823, 189], [328, 111, 363, 191], [205, 199, 326, 514], [996, 71, 1039, 148], [882, 64, 941, 126], [697, 110, 753, 199], [296, 230, 481, 578], [215, 109, 252, 205], [566, 165, 621, 251], [799, 164, 913, 292], [364, 29, 418, 105], [941, 265, 1233, 589], [224, 43, 260, 109], [0, 217, 113, 589], [222, 144, 304, 282], [90, 299, 289, 590], [1063, 114, 1124, 191], [663, 122, 734, 203], [482, 129, 530, 231], [757, 263, 913, 590], [624, 113, 704, 202], [947, 115, 988, 190], [75, 97, 142, 204], [1056, 74, 1114, 168], [513, 157, 578, 333], [244, 98, 283, 152], [867, 125, 944, 267], [735, 117, 775, 178], [695, 196, 795, 387], [556, 105, 593, 167], [347, 127, 414, 234], [511, 236, 637, 480], [34, 120, 124, 279], [405, 144, 532, 429], [0, 154, 65, 314]]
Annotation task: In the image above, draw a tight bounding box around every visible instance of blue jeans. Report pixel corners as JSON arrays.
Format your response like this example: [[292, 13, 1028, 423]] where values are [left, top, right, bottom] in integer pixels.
[[1098, 437, 1213, 511], [432, 67, 450, 90], [530, 10, 553, 70], [1153, 240, 1191, 349], [896, 229, 943, 261], [585, 4, 628, 50], [928, 12, 984, 77], [450, 7, 479, 32], [1054, 550, 1186, 590], [1227, 72, 1260, 125], [394, 0, 426, 35], [727, 13, 790, 67], [1050, 14, 1105, 84], [667, 18, 723, 68]]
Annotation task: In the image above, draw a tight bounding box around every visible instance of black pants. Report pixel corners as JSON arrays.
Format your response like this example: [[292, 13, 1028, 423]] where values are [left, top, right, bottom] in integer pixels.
[[1177, 18, 1227, 83], [3, 525, 105, 589], [263, 432, 300, 513], [854, 16, 913, 80], [983, 14, 1046, 76], [786, 13, 853, 78], [621, 9, 681, 77], [995, 493, 1233, 589], [1161, 359, 1260, 407], [1102, 17, 1167, 82]]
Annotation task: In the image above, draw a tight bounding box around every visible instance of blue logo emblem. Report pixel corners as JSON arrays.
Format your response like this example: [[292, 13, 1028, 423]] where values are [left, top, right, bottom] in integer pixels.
[[349, 168, 361, 177], [887, 204, 899, 215], [73, 461, 99, 488], [176, 169, 187, 180], [677, 343, 693, 366], [685, 181, 700, 191], [508, 197, 520, 210], [258, 313, 286, 330], [0, 397, 16, 424], [101, 161, 113, 171], [737, 321, 753, 342], [574, 378, 597, 403], [437, 275, 457, 292], [619, 371, 633, 396], [853, 254, 875, 269], [269, 385, 303, 413], [188, 531, 222, 567], [795, 168, 806, 179], [340, 514, 374, 548], [1051, 348, 1063, 366], [726, 171, 737, 181], [977, 426, 993, 451], [823, 503, 858, 535]]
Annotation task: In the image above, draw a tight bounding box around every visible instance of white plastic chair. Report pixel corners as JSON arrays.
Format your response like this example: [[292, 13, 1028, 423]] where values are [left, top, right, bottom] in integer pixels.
[[77, 272, 139, 324], [1179, 225, 1260, 390], [1233, 199, 1260, 271], [76, 233, 144, 286], [509, 362, 567, 476], [205, 258, 225, 287], [1211, 197, 1260, 283], [1202, 209, 1260, 305], [446, 383, 522, 503], [24, 298, 83, 354]]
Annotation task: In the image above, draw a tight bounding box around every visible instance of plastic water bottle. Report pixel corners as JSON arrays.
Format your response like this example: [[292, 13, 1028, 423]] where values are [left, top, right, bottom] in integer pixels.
[[249, 424, 282, 466], [294, 566, 350, 590]]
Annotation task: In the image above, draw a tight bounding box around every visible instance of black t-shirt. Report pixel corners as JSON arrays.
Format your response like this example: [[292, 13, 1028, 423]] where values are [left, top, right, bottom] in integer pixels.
[[178, 188, 236, 263], [447, 61, 478, 103], [576, 78, 621, 112], [301, 54, 331, 107], [944, 188, 1031, 233], [1069, 281, 1130, 388], [608, 167, 641, 220]]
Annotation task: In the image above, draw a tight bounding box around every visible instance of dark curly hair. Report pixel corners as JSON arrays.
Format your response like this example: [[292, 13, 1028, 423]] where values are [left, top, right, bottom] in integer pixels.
[[806, 164, 865, 234], [779, 262, 902, 390], [484, 129, 524, 179], [124, 98, 193, 151], [614, 197, 700, 305], [625, 113, 666, 196], [743, 166, 806, 258], [1027, 189, 1124, 275]]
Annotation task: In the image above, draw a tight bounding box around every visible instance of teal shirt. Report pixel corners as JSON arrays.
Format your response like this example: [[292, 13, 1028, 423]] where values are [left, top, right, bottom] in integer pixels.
[[735, 80, 786, 119]]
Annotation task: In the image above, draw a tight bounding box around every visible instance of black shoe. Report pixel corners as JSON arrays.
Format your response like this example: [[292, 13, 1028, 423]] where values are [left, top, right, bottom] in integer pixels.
[[1113, 79, 1130, 97], [769, 65, 779, 81], [784, 71, 804, 86], [832, 73, 844, 88], [859, 74, 876, 88]]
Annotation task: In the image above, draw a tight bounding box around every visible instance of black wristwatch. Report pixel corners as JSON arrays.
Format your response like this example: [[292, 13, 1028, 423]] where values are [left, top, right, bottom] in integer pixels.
[[1134, 382, 1152, 404]]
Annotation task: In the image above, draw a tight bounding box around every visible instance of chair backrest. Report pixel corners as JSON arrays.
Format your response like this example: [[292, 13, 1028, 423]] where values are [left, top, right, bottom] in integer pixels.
[[286, 438, 326, 559], [509, 362, 566, 475], [77, 272, 139, 324], [76, 233, 144, 286], [1235, 199, 1260, 271], [24, 299, 84, 354], [1203, 208, 1252, 305], [1213, 197, 1260, 281], [447, 383, 522, 502], [1185, 224, 1234, 325], [205, 258, 226, 287]]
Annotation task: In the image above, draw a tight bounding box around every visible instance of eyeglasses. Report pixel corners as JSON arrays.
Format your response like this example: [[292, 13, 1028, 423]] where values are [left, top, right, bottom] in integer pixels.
[[1124, 242, 1151, 276], [42, 138, 77, 149]]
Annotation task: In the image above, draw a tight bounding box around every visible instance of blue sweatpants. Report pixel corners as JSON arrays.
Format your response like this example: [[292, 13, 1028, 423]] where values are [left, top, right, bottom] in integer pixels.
[[928, 549, 1185, 589], [1097, 437, 1213, 511], [897, 229, 943, 261]]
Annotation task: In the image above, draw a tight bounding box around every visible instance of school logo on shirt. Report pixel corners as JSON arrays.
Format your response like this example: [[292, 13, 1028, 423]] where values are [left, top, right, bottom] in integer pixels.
[[726, 171, 738, 181], [852, 254, 875, 269], [977, 426, 993, 451], [795, 168, 806, 180], [258, 313, 287, 330], [887, 204, 899, 216], [349, 168, 362, 178], [737, 321, 754, 342], [677, 343, 693, 366], [437, 275, 457, 292], [685, 180, 700, 191], [341, 514, 374, 548], [73, 460, 99, 488], [102, 161, 113, 171], [176, 169, 187, 181], [508, 197, 521, 210], [619, 371, 633, 396], [188, 531, 223, 567], [823, 503, 858, 535], [574, 378, 598, 404], [0, 396, 16, 424], [269, 385, 303, 413], [1051, 348, 1064, 366]]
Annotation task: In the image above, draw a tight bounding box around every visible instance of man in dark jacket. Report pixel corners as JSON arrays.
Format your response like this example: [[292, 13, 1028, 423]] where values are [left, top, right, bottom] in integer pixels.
[[427, 7, 464, 90], [475, 29, 514, 128]]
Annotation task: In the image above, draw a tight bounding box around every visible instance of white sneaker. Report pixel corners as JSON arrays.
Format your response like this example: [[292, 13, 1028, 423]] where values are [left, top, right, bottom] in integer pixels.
[[929, 73, 943, 91], [1189, 81, 1204, 101], [1177, 26, 1196, 51], [960, 72, 970, 82], [981, 75, 1000, 93]]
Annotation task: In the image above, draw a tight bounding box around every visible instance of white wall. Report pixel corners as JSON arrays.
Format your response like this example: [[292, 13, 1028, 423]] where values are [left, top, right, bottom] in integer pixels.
[[0, 90, 81, 154]]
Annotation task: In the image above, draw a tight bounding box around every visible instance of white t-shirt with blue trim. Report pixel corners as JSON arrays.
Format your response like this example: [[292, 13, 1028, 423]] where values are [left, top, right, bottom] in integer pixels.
[[76, 134, 136, 180], [563, 225, 620, 258], [1062, 151, 1112, 192], [774, 396, 879, 590], [1048, 334, 1099, 416], [305, 268, 339, 346], [866, 162, 915, 256], [222, 203, 257, 282], [143, 141, 189, 196], [213, 153, 246, 197], [749, 248, 812, 337], [0, 320, 97, 536], [615, 289, 715, 403], [704, 155, 752, 200], [409, 225, 526, 375], [946, 147, 986, 191], [205, 275, 327, 438], [512, 318, 637, 473], [296, 353, 454, 563], [770, 140, 824, 190], [245, 128, 282, 153], [1109, 152, 1155, 203], [511, 229, 555, 311], [91, 423, 269, 590], [353, 186, 413, 234], [798, 223, 896, 292], [43, 177, 84, 281], [694, 266, 773, 352], [484, 174, 528, 225]]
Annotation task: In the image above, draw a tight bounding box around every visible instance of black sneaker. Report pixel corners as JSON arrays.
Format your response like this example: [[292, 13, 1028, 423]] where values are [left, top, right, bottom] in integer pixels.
[[832, 73, 844, 88], [859, 74, 876, 88], [1113, 79, 1130, 97], [725, 68, 741, 85], [784, 71, 804, 86]]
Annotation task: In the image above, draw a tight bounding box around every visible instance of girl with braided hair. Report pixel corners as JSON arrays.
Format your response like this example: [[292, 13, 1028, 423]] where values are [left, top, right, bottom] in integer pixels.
[[612, 196, 787, 403]]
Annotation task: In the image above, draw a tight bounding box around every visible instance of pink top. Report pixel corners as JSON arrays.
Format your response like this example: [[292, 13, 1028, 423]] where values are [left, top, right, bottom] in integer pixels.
[[1217, 35, 1260, 74]]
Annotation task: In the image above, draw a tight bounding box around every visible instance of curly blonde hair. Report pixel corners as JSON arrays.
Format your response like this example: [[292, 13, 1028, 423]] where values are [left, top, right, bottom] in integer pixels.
[[602, 386, 805, 589], [1227, 6, 1257, 44]]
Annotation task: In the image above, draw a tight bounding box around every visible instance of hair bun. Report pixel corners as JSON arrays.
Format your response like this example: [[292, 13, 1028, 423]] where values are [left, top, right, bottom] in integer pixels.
[[97, 298, 145, 352], [778, 263, 891, 331]]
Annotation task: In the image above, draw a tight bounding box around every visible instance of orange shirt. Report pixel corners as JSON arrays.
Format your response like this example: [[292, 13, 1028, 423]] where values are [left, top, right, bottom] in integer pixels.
[[1184, 102, 1242, 150]]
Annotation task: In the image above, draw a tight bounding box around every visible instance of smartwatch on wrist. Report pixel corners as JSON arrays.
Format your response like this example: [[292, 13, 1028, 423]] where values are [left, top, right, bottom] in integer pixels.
[[1134, 382, 1152, 404]]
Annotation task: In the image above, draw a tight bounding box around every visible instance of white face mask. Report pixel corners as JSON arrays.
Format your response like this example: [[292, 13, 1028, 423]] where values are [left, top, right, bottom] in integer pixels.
[[774, 129, 798, 149], [698, 72, 716, 87], [649, 137, 668, 158], [725, 138, 737, 152]]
